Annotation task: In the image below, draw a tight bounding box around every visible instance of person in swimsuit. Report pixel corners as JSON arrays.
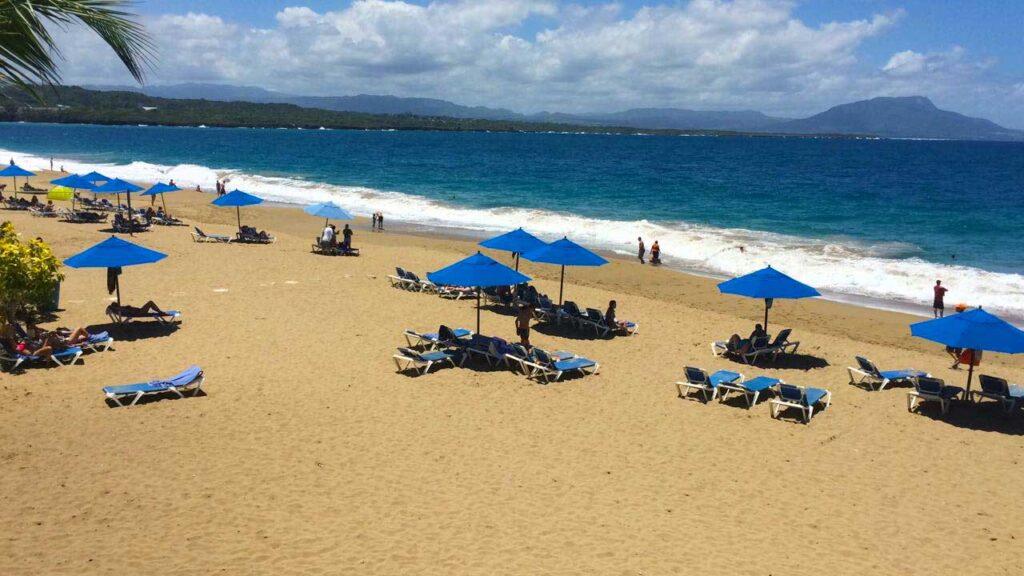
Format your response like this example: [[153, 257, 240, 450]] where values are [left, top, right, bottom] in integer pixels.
[[515, 304, 533, 348], [933, 280, 948, 318]]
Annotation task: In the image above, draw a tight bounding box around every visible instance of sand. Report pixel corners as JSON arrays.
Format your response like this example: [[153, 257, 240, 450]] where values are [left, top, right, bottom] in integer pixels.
[[1, 171, 1023, 576]]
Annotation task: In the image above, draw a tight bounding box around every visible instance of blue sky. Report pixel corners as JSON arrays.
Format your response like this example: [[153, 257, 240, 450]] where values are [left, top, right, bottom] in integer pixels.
[[56, 1, 1024, 126]]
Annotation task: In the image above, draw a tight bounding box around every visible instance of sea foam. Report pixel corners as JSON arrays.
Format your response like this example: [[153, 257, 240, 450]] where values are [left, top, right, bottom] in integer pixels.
[[6, 147, 1023, 320]]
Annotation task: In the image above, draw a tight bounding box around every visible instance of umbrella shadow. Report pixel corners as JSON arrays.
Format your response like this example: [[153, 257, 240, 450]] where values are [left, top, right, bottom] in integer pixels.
[[479, 304, 518, 318], [723, 353, 830, 371], [909, 402, 1024, 435], [87, 321, 180, 342], [532, 321, 611, 341]]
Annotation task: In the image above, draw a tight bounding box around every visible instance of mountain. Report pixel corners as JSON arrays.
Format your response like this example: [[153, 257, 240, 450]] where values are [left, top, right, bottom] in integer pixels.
[[542, 108, 787, 131], [771, 96, 1024, 140]]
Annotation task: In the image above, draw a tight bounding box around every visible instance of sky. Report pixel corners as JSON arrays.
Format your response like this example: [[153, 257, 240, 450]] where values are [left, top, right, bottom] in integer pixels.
[[51, 0, 1024, 127]]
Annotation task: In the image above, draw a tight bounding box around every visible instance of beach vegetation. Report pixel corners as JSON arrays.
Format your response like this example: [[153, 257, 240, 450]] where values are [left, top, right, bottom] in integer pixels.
[[0, 221, 63, 322]]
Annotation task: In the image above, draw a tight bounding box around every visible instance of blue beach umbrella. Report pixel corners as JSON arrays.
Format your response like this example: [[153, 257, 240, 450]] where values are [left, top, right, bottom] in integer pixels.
[[428, 251, 532, 332], [141, 182, 182, 213], [521, 237, 608, 305], [1, 163, 36, 195], [82, 171, 110, 183], [50, 174, 96, 209], [65, 236, 167, 305], [212, 189, 263, 229], [717, 266, 820, 331], [479, 228, 547, 271], [304, 201, 355, 227], [910, 308, 1024, 396], [93, 178, 145, 235]]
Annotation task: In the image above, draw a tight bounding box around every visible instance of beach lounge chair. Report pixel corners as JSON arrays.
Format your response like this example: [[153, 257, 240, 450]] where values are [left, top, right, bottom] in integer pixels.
[[558, 301, 592, 329], [1, 344, 83, 371], [675, 367, 743, 402], [152, 214, 184, 226], [21, 182, 44, 192], [711, 335, 772, 364], [907, 376, 964, 415], [102, 365, 204, 407], [403, 326, 473, 350], [522, 347, 599, 383], [585, 307, 639, 336], [770, 383, 831, 424], [438, 285, 477, 300], [191, 227, 231, 243], [502, 343, 534, 374], [762, 328, 799, 359], [388, 267, 418, 290], [11, 323, 113, 354], [970, 375, 1024, 413], [235, 226, 275, 244], [401, 271, 437, 293], [847, 356, 928, 391], [106, 304, 182, 325], [462, 334, 500, 366], [392, 347, 457, 375], [718, 375, 781, 408]]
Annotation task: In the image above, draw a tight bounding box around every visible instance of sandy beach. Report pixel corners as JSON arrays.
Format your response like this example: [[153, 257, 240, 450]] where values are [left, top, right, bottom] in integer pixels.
[[1, 170, 1023, 575]]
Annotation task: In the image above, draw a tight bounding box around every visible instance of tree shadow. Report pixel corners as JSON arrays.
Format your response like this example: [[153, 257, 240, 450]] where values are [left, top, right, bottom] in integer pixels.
[[909, 401, 1024, 435]]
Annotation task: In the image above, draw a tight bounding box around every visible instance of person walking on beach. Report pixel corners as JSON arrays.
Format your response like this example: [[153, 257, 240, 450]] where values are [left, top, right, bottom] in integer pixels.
[[637, 237, 645, 264], [516, 304, 533, 348], [377, 212, 384, 232], [933, 280, 948, 318], [650, 240, 661, 265], [371, 212, 377, 230]]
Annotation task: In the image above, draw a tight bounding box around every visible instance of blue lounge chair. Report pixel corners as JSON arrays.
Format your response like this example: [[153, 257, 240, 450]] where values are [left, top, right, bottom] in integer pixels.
[[392, 347, 457, 375], [106, 303, 182, 325], [848, 356, 927, 391], [770, 383, 831, 424], [907, 377, 964, 415], [970, 375, 1024, 413], [191, 226, 230, 243], [103, 365, 204, 407], [675, 367, 742, 402], [1, 345, 83, 371], [462, 334, 499, 366], [523, 347, 599, 383], [718, 375, 780, 408], [403, 326, 473, 350], [585, 307, 639, 336], [711, 335, 773, 364]]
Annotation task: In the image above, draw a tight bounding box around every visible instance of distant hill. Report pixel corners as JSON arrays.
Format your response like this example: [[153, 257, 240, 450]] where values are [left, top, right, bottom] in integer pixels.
[[86, 83, 787, 131], [771, 96, 1024, 140], [542, 108, 787, 131]]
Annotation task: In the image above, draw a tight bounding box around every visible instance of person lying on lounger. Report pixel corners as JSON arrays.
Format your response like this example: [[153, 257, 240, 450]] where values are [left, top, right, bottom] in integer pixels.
[[726, 324, 767, 355], [106, 301, 169, 318], [20, 322, 92, 346], [1, 325, 61, 359]]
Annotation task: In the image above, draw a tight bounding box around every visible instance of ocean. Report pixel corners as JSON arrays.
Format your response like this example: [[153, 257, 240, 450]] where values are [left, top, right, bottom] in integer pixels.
[[2, 122, 1023, 319]]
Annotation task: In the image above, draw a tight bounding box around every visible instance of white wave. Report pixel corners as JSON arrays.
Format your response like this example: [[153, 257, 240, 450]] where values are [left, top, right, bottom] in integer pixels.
[[4, 146, 1023, 319]]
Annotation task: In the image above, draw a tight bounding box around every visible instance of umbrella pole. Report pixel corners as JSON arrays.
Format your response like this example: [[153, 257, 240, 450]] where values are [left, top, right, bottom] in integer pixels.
[[558, 265, 565, 306], [515, 253, 520, 271], [13, 176, 17, 196], [764, 300, 770, 332], [126, 192, 134, 237], [476, 289, 482, 334], [966, 350, 976, 401], [115, 275, 122, 307], [236, 207, 241, 229], [161, 193, 167, 213]]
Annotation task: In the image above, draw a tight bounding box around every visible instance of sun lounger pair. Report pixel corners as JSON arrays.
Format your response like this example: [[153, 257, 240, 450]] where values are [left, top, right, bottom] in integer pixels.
[[151, 215, 184, 226], [106, 304, 182, 325], [236, 226, 275, 244], [59, 209, 108, 224], [504, 345, 599, 383], [393, 347, 459, 375], [102, 365, 204, 407], [0, 345, 84, 371], [387, 268, 438, 293], [403, 326, 473, 351], [711, 328, 800, 364], [847, 356, 928, 391], [191, 227, 231, 243], [675, 366, 830, 423], [971, 375, 1024, 413], [10, 323, 114, 355]]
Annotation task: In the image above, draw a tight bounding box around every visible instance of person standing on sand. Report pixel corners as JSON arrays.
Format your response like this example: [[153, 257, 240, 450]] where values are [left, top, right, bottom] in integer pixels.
[[650, 240, 661, 265], [516, 304, 533, 348], [933, 280, 948, 318], [377, 212, 384, 231], [342, 224, 353, 249], [637, 237, 645, 264]]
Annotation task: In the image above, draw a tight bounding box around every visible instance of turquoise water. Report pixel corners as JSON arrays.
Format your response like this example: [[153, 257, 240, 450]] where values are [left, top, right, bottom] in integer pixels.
[[2, 122, 1023, 315]]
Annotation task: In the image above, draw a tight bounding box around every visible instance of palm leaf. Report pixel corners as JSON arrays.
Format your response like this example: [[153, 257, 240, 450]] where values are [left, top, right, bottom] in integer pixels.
[[0, 0, 153, 99]]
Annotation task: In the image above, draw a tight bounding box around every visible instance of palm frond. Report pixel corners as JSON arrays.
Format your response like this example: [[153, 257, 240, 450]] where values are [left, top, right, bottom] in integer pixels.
[[0, 0, 153, 99]]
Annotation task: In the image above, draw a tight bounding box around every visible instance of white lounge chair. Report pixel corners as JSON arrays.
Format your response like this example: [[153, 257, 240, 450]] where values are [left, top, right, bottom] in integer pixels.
[[103, 365, 204, 407], [718, 375, 781, 408], [675, 367, 742, 402], [907, 377, 963, 415], [847, 356, 927, 391], [770, 383, 831, 424], [191, 227, 231, 243], [392, 347, 457, 375], [971, 375, 1024, 413]]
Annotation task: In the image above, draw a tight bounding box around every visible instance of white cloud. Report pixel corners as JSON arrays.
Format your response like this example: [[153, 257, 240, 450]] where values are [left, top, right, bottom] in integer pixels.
[[47, 0, 1024, 127]]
